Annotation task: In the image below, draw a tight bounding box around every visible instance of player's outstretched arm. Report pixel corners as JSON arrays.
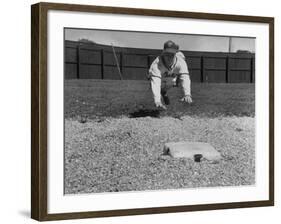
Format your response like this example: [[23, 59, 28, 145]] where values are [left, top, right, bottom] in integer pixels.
[[149, 58, 167, 110], [150, 76, 167, 110], [179, 74, 192, 104]]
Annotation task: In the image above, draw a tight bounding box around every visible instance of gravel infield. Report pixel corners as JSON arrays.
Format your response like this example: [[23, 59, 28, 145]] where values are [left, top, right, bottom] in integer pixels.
[[65, 115, 255, 194]]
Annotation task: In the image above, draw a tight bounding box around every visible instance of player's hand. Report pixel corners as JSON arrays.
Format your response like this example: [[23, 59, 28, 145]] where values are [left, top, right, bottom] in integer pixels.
[[180, 95, 193, 104], [155, 102, 167, 110]]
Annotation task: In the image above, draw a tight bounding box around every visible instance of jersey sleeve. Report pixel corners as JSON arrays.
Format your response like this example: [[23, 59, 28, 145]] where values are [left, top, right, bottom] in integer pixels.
[[148, 57, 162, 78], [179, 74, 191, 96], [148, 57, 162, 104], [175, 57, 191, 96], [174, 57, 189, 75], [150, 76, 162, 105]]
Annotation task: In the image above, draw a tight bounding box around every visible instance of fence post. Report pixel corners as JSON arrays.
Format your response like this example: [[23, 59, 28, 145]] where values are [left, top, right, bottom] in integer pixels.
[[226, 56, 229, 83], [147, 55, 151, 68], [120, 52, 123, 74], [101, 49, 104, 79], [200, 56, 204, 83], [250, 57, 254, 83], [77, 44, 81, 79]]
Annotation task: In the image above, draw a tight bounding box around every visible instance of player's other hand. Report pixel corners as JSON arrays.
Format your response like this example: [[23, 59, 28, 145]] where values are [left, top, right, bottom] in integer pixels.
[[180, 95, 193, 104], [155, 102, 167, 110]]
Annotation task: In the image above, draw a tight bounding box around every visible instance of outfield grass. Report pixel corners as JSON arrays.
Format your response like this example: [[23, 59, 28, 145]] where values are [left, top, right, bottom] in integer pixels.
[[64, 80, 255, 120], [64, 79, 255, 194]]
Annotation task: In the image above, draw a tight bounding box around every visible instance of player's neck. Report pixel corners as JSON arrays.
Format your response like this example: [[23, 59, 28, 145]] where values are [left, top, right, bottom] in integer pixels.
[[161, 56, 176, 70]]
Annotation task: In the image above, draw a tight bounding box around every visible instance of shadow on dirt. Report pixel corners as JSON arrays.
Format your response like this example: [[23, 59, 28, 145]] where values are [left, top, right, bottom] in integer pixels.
[[129, 109, 160, 118]]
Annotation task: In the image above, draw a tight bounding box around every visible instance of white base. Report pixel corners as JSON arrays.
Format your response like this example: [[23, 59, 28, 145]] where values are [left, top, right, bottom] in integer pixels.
[[164, 141, 221, 160]]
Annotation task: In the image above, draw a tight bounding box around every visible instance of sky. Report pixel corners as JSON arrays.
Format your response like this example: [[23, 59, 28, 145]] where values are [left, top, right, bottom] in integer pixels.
[[65, 28, 255, 53]]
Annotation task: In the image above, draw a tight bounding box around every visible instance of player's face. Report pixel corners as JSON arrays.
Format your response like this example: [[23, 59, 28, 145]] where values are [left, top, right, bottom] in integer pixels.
[[162, 53, 176, 66]]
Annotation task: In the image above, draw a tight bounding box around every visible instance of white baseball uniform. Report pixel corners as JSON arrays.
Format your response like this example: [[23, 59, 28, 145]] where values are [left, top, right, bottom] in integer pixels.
[[148, 53, 191, 105]]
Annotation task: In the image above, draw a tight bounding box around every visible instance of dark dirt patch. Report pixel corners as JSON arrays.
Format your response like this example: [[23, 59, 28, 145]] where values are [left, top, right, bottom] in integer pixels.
[[129, 109, 160, 118]]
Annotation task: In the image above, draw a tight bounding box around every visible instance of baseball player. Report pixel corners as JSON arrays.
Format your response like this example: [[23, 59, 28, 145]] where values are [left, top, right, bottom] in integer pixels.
[[148, 40, 192, 110]]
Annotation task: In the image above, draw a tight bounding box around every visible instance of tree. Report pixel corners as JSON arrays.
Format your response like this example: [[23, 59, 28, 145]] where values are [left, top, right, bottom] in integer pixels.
[[78, 38, 96, 44], [236, 50, 252, 53]]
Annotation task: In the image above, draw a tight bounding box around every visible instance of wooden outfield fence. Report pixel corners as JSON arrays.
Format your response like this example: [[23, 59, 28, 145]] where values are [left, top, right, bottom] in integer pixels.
[[65, 40, 255, 83]]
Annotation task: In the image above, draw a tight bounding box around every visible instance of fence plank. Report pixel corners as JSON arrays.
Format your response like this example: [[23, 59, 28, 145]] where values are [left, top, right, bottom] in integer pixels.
[[120, 52, 123, 74], [101, 49, 104, 79], [201, 56, 204, 82], [226, 56, 229, 83], [77, 44, 80, 79], [250, 57, 254, 83]]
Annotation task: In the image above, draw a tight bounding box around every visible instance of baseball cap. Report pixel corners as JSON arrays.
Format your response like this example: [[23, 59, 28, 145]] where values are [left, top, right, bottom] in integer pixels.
[[163, 40, 178, 54]]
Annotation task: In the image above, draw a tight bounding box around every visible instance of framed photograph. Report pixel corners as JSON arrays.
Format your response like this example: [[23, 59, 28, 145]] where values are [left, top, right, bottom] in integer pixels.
[[31, 2, 274, 221]]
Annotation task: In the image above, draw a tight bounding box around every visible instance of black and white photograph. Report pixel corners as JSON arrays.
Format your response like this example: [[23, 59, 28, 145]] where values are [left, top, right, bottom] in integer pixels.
[[64, 28, 256, 195], [29, 2, 274, 221]]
